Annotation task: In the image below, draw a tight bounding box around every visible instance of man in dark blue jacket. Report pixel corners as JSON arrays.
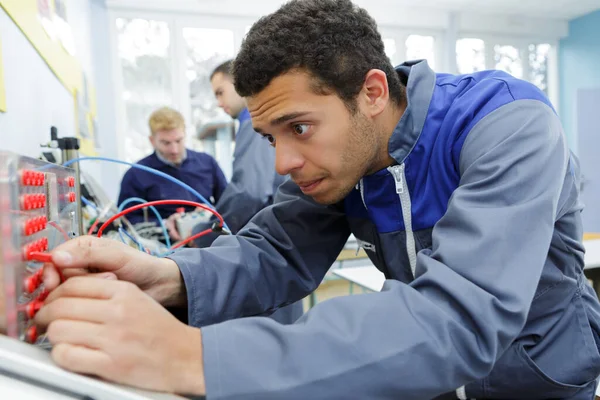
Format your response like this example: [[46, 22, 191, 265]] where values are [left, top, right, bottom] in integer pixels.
[[191, 60, 303, 324], [117, 106, 227, 240], [38, 0, 600, 398]]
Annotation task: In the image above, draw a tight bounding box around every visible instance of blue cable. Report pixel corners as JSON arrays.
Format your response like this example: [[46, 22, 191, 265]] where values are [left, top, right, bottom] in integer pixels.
[[81, 196, 98, 212], [118, 197, 171, 249], [118, 227, 145, 252], [61, 156, 229, 231]]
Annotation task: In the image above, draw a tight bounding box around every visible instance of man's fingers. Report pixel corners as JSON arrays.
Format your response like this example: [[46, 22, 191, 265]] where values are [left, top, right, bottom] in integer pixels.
[[51, 343, 112, 378], [49, 236, 136, 274], [42, 277, 128, 305], [35, 296, 115, 328], [46, 320, 108, 350], [42, 264, 62, 291]]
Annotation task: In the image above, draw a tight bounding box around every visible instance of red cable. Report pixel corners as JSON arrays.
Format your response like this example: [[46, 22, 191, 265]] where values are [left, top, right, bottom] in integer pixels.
[[96, 200, 224, 238], [48, 221, 70, 241], [87, 218, 102, 235], [171, 228, 213, 249]]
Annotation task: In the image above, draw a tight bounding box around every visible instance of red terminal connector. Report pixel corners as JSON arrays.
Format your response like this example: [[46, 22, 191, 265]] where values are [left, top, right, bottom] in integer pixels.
[[29, 251, 52, 263], [68, 192, 76, 203], [20, 171, 45, 187], [22, 239, 50, 261], [37, 289, 49, 302], [26, 326, 38, 343], [23, 268, 44, 294], [23, 216, 48, 236], [67, 176, 76, 187], [26, 300, 43, 319], [20, 193, 47, 211]]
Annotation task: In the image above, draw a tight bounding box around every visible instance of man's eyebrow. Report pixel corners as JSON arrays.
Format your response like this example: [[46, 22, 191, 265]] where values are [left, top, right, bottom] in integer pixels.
[[270, 112, 310, 126], [253, 111, 312, 134]]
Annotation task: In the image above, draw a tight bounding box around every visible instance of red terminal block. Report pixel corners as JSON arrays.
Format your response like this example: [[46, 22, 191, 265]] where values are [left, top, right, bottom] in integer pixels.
[[23, 269, 43, 294], [26, 300, 43, 319], [19, 170, 45, 187], [67, 176, 76, 187], [22, 239, 50, 261], [26, 326, 38, 343], [68, 192, 76, 203], [23, 216, 48, 236], [20, 193, 47, 210], [37, 289, 49, 302]]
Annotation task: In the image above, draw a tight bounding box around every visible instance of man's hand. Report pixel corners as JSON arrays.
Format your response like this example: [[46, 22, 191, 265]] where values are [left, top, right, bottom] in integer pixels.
[[43, 236, 186, 307], [165, 213, 183, 241], [35, 278, 205, 395]]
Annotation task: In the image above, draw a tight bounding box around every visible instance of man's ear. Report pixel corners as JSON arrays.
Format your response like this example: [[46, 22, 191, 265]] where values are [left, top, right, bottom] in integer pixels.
[[360, 69, 390, 118]]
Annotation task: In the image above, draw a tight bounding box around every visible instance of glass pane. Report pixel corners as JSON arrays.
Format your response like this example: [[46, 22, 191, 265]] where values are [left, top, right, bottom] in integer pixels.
[[182, 27, 235, 155], [405, 35, 435, 69], [494, 44, 523, 79], [528, 43, 551, 94], [116, 18, 172, 163], [383, 38, 398, 65], [456, 38, 486, 74]]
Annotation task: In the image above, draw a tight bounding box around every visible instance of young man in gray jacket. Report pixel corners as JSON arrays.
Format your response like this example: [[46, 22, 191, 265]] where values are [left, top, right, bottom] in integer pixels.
[[36, 0, 600, 398]]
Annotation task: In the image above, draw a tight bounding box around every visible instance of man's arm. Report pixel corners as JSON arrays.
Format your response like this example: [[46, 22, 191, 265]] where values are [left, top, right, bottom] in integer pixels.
[[198, 100, 569, 399], [169, 178, 351, 327], [210, 156, 228, 204]]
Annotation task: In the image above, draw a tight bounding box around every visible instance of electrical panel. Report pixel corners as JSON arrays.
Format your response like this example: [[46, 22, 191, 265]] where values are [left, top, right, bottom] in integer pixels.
[[0, 150, 79, 342], [0, 151, 187, 399]]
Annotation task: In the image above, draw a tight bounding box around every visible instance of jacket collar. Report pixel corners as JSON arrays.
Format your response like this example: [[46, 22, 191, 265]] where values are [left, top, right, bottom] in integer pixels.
[[388, 60, 436, 164]]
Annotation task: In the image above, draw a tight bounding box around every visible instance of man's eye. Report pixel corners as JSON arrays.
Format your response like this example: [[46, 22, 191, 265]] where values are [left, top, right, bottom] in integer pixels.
[[262, 134, 276, 146], [292, 124, 309, 135]]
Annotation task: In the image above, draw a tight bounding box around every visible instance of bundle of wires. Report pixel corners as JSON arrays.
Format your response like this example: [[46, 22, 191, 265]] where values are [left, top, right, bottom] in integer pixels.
[[97, 200, 225, 252], [62, 157, 228, 256]]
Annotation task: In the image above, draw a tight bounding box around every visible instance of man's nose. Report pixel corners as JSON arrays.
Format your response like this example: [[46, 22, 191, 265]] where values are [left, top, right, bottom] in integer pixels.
[[274, 138, 304, 176]]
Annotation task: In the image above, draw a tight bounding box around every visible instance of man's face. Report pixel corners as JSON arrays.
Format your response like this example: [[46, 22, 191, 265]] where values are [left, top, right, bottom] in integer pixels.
[[248, 70, 382, 205], [149, 128, 186, 165], [211, 72, 246, 118]]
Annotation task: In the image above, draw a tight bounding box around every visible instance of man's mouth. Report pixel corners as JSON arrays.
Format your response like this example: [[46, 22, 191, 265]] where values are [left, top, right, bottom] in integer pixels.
[[296, 178, 324, 194]]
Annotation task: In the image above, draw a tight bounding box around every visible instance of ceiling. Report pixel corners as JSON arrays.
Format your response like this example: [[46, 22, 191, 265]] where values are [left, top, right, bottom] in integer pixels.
[[108, 0, 600, 21], [407, 0, 600, 20]]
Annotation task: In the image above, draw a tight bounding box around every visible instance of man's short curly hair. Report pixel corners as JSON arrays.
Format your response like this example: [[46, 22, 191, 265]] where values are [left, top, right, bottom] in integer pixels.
[[232, 0, 404, 112]]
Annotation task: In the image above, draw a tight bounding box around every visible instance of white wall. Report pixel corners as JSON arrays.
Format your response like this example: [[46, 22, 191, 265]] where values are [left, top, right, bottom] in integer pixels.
[[0, 8, 77, 157], [0, 2, 113, 195], [89, 0, 121, 200]]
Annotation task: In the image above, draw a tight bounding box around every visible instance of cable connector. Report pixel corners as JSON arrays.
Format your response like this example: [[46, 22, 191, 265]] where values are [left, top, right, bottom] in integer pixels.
[[211, 222, 229, 235]]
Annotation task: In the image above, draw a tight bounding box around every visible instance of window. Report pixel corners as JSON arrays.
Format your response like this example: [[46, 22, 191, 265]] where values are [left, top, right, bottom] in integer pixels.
[[182, 27, 235, 144], [383, 38, 398, 65], [405, 35, 435, 69], [116, 18, 172, 163], [528, 43, 550, 95], [493, 44, 523, 79], [456, 38, 485, 74]]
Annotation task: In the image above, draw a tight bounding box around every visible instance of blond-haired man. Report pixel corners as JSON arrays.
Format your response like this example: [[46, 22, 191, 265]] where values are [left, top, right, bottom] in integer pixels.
[[117, 107, 227, 240]]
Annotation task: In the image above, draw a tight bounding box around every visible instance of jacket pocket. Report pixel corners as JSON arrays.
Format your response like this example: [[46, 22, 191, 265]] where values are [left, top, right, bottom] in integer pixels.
[[466, 284, 600, 399], [466, 342, 595, 399]]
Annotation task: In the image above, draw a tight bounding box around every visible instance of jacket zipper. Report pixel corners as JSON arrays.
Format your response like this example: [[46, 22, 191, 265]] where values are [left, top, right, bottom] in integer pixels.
[[388, 164, 417, 278]]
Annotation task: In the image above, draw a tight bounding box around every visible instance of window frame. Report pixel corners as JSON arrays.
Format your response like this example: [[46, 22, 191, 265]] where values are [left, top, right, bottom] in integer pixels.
[[456, 34, 559, 111]]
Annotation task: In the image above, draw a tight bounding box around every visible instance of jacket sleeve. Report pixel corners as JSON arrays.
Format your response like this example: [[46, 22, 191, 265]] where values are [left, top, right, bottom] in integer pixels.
[[168, 179, 351, 327], [210, 156, 228, 204], [199, 99, 570, 400]]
